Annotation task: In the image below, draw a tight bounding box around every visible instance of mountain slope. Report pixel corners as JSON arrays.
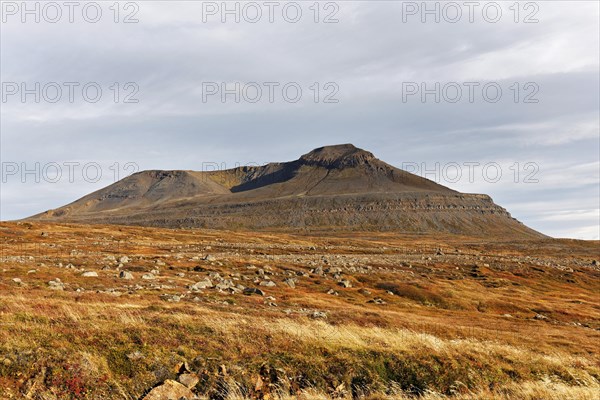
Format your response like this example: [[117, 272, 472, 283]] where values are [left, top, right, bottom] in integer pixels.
[[29, 144, 543, 238]]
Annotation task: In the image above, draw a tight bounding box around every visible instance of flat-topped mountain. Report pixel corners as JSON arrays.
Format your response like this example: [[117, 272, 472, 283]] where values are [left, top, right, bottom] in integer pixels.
[[30, 144, 543, 238]]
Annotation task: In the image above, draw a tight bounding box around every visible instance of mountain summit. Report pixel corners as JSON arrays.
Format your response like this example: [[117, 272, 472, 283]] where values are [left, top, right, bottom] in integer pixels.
[[299, 144, 376, 168], [30, 144, 542, 238]]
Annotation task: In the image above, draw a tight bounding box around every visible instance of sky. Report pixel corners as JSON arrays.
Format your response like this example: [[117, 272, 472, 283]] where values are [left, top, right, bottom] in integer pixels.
[[1, 0, 599, 239]]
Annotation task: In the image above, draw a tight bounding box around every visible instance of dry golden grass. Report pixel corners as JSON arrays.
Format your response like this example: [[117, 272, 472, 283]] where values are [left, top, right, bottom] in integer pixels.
[[0, 222, 598, 399]]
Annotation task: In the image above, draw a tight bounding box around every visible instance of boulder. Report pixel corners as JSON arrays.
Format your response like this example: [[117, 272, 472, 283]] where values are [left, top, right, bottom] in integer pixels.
[[243, 287, 265, 296], [119, 271, 134, 280], [338, 279, 352, 288], [142, 379, 195, 400], [310, 311, 327, 319], [178, 373, 199, 389], [215, 282, 234, 291], [190, 279, 213, 290], [160, 294, 181, 302], [283, 278, 296, 288], [82, 271, 98, 277], [48, 279, 64, 290]]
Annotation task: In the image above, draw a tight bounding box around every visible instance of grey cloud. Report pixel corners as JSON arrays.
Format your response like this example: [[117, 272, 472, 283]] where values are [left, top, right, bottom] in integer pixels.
[[1, 1, 598, 238]]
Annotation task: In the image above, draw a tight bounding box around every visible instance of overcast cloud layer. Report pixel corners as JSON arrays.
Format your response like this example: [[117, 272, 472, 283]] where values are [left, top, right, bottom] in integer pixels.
[[1, 0, 599, 239]]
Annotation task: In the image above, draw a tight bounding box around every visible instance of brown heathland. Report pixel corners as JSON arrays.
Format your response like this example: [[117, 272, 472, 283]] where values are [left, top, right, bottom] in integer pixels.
[[1, 221, 598, 399]]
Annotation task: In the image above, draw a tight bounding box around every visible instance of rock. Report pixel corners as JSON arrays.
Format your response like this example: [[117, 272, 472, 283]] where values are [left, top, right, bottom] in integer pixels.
[[259, 280, 276, 287], [48, 279, 64, 290], [160, 294, 181, 302], [208, 271, 221, 280], [326, 289, 338, 296], [127, 351, 144, 360], [142, 379, 195, 400], [313, 266, 324, 275], [176, 272, 185, 277], [178, 373, 199, 389], [367, 298, 386, 305], [358, 288, 371, 295], [215, 281, 234, 291], [190, 279, 213, 290], [120, 271, 134, 280], [283, 278, 296, 288], [592, 260, 598, 266], [82, 271, 98, 277], [175, 362, 191, 374], [118, 256, 130, 264], [338, 279, 352, 288], [310, 311, 327, 319], [243, 287, 265, 296], [534, 313, 548, 320], [40, 232, 48, 237], [142, 273, 156, 280], [204, 255, 216, 262], [12, 278, 22, 284], [27, 270, 37, 274]]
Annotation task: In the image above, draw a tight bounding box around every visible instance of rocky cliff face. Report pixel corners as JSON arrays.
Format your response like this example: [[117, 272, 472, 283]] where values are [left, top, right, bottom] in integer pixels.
[[29, 144, 543, 238]]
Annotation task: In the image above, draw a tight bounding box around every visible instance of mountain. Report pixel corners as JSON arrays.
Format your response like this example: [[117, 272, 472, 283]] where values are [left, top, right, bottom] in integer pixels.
[[29, 144, 543, 238]]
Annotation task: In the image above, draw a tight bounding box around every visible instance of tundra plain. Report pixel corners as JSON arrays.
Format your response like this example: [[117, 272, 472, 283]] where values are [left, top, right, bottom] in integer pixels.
[[1, 221, 598, 399]]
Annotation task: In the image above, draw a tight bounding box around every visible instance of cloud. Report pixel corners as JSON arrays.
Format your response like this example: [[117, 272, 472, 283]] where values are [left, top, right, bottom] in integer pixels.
[[1, 1, 598, 239]]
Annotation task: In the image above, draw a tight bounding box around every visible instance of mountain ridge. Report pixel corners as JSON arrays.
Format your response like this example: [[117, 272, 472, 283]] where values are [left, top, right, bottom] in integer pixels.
[[29, 144, 544, 238]]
